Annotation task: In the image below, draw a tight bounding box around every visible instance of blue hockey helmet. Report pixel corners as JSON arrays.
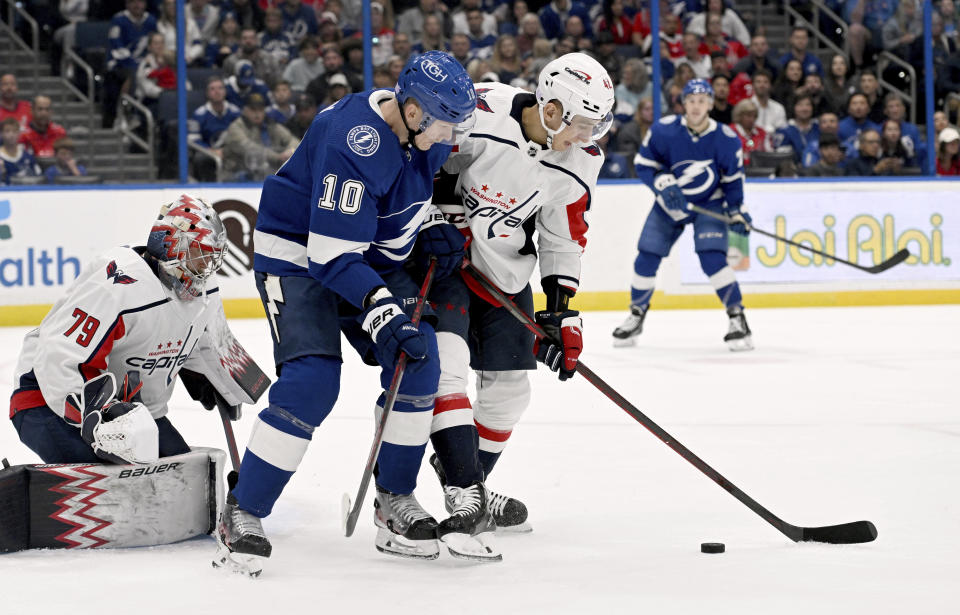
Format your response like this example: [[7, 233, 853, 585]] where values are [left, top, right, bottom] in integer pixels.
[[682, 78, 714, 102], [395, 51, 477, 145]]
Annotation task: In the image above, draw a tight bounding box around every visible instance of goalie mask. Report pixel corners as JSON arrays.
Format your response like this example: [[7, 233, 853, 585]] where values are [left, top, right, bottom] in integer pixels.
[[146, 194, 226, 301], [535, 53, 616, 148]]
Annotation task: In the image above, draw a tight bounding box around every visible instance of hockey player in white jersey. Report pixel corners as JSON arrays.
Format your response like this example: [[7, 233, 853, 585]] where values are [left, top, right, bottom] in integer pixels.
[[612, 78, 754, 350], [10, 194, 264, 465], [423, 53, 614, 554]]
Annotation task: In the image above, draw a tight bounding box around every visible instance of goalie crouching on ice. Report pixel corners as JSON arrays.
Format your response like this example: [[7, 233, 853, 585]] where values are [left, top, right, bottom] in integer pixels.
[[3, 195, 268, 551]]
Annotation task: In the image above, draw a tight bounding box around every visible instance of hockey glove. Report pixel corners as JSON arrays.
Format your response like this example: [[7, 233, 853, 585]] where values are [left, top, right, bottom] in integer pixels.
[[76, 373, 159, 464], [727, 206, 753, 236], [360, 289, 428, 371], [413, 220, 466, 280], [179, 368, 242, 421], [533, 310, 583, 381], [653, 173, 688, 221]]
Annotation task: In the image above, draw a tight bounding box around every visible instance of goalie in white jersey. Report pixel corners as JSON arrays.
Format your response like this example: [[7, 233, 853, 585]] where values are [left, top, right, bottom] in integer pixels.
[[423, 53, 614, 549], [10, 195, 265, 467]]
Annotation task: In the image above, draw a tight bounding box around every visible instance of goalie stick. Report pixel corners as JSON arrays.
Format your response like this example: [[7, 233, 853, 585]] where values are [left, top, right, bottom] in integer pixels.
[[342, 258, 438, 538], [462, 260, 878, 545], [687, 203, 910, 274]]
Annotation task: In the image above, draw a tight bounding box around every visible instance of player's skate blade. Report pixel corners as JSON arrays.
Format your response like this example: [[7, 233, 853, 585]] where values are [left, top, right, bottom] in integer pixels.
[[441, 532, 502, 562], [375, 528, 440, 560], [212, 542, 267, 577], [725, 335, 754, 352], [373, 487, 440, 560], [612, 336, 637, 348]]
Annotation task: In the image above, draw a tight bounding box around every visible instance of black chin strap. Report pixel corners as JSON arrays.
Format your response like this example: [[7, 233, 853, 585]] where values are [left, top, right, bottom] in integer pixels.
[[400, 102, 428, 152]]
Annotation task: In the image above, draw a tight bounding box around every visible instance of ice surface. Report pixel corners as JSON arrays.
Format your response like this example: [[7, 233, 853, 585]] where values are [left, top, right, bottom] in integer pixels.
[[1, 306, 957, 614]]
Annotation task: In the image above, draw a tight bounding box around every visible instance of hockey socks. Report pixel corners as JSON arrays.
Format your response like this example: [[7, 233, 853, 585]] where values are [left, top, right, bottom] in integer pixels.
[[698, 250, 742, 309], [629, 250, 662, 308]]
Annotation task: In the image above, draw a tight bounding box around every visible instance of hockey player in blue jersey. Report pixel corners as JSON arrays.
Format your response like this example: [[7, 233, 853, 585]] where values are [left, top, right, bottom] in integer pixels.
[[213, 51, 477, 576], [612, 79, 754, 351]]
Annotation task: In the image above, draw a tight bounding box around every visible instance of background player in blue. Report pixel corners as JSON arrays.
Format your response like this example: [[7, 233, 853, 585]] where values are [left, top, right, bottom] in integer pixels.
[[613, 79, 754, 351], [213, 51, 477, 576]]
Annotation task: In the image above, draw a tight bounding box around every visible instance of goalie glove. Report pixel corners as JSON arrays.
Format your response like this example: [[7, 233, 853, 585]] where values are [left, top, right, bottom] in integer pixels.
[[75, 373, 159, 465], [179, 368, 242, 421], [652, 173, 688, 222], [533, 310, 583, 381], [726, 205, 752, 236]]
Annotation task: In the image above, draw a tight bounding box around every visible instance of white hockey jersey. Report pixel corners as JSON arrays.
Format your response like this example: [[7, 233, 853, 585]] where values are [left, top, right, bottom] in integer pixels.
[[13, 246, 227, 425], [441, 82, 604, 296]]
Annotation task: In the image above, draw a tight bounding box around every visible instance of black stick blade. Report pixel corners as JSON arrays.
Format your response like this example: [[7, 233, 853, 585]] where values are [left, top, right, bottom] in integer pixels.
[[801, 521, 878, 544], [865, 249, 910, 274]]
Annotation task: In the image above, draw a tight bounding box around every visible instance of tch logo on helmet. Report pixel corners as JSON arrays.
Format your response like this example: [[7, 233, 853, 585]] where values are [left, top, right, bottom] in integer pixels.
[[563, 67, 591, 84], [420, 58, 448, 82]]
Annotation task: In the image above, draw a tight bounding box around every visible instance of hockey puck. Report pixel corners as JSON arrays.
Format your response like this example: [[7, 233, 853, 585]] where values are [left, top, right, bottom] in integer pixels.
[[700, 542, 725, 554]]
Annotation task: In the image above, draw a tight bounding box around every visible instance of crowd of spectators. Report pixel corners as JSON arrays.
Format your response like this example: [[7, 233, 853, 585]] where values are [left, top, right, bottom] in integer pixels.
[[12, 0, 960, 180]]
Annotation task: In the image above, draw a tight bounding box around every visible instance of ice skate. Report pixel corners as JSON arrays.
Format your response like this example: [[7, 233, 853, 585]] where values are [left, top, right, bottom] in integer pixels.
[[212, 493, 272, 578], [438, 483, 502, 562], [724, 306, 754, 352], [612, 304, 648, 347], [373, 486, 440, 560], [430, 453, 531, 533]]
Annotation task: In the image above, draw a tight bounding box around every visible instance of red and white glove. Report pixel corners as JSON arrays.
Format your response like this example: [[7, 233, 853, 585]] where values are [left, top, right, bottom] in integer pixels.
[[533, 310, 583, 381]]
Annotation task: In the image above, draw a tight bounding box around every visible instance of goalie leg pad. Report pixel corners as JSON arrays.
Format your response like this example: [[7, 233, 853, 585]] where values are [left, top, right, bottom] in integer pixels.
[[0, 447, 226, 551]]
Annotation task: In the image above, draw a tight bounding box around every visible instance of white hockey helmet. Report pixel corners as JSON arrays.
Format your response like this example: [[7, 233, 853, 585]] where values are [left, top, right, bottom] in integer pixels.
[[535, 52, 616, 147], [146, 194, 226, 300]]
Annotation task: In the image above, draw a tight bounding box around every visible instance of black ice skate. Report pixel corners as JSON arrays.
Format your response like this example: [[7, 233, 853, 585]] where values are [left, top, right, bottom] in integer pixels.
[[373, 486, 439, 560], [212, 493, 272, 578], [612, 304, 649, 347], [724, 305, 754, 352], [429, 453, 531, 533], [438, 483, 502, 562]]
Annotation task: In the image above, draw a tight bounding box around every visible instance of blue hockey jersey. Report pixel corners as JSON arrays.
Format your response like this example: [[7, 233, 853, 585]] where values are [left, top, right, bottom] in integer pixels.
[[634, 115, 744, 211], [253, 89, 451, 308], [107, 10, 158, 71]]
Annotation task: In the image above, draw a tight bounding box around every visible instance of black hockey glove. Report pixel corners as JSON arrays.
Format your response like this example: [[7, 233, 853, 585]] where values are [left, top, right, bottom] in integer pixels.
[[360, 288, 428, 371], [179, 368, 242, 421], [533, 310, 583, 381], [726, 205, 753, 236], [413, 219, 466, 280]]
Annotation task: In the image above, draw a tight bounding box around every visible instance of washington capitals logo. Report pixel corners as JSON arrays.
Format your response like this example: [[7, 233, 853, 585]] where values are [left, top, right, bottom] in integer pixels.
[[106, 260, 137, 284], [347, 125, 381, 157], [476, 95, 493, 113], [564, 67, 591, 84], [581, 145, 601, 156]]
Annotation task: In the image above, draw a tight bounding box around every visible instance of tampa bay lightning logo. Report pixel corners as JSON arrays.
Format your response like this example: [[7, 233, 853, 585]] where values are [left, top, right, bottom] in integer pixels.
[[420, 58, 447, 82], [347, 125, 380, 157], [671, 159, 716, 196]]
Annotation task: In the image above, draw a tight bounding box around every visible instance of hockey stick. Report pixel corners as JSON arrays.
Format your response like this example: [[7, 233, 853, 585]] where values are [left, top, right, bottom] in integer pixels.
[[342, 258, 438, 537], [218, 406, 241, 472], [687, 203, 910, 274], [462, 260, 877, 545]]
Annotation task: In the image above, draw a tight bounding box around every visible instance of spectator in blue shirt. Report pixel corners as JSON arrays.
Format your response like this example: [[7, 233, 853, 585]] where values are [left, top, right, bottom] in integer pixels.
[[774, 94, 820, 164], [103, 0, 157, 128], [846, 0, 899, 68], [225, 59, 271, 108], [882, 92, 927, 172], [803, 111, 840, 167], [0, 117, 42, 184], [539, 0, 592, 41], [465, 9, 497, 58], [44, 138, 88, 183], [279, 0, 318, 45], [189, 75, 241, 181], [267, 80, 295, 123], [779, 27, 824, 77], [838, 92, 882, 142]]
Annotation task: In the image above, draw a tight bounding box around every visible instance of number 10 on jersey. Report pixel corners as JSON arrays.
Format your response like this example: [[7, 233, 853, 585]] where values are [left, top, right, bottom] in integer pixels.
[[318, 174, 365, 215]]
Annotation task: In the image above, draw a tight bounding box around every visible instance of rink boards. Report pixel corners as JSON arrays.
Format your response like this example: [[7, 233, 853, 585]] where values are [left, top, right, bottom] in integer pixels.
[[0, 179, 958, 325]]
